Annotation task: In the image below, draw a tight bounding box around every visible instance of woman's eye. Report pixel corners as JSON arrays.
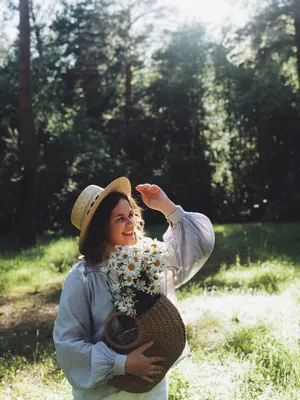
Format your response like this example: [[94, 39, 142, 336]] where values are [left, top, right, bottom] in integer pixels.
[[117, 213, 133, 221]]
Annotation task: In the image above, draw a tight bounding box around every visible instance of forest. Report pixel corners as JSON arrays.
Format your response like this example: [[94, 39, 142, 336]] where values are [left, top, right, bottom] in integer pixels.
[[1, 0, 300, 246]]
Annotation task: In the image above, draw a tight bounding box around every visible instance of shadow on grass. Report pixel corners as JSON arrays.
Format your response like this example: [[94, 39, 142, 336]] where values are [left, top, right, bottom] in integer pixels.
[[0, 245, 46, 264], [0, 232, 77, 262], [146, 222, 300, 296], [0, 285, 63, 380], [0, 285, 62, 309], [0, 320, 60, 382], [0, 230, 72, 251], [44, 287, 62, 304], [0, 321, 55, 360], [212, 223, 300, 267]]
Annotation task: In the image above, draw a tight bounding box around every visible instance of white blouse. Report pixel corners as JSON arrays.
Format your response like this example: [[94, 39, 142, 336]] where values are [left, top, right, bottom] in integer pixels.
[[53, 206, 215, 400]]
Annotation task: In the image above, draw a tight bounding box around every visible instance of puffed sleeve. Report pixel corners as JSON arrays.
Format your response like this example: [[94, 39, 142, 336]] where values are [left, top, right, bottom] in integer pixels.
[[53, 265, 127, 389], [163, 205, 215, 288]]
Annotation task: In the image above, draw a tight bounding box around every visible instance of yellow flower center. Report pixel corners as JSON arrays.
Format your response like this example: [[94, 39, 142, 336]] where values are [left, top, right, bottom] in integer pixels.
[[128, 263, 135, 271], [154, 260, 160, 267]]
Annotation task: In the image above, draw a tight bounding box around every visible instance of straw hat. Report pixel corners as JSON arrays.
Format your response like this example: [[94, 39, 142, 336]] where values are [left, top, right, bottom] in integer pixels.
[[71, 177, 131, 253]]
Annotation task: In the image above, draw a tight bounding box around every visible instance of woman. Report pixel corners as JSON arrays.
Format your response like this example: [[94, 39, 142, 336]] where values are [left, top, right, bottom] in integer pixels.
[[53, 177, 215, 400]]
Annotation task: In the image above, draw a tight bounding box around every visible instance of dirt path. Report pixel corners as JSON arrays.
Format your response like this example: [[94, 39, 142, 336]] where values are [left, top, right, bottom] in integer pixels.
[[0, 292, 58, 331], [0, 286, 61, 362]]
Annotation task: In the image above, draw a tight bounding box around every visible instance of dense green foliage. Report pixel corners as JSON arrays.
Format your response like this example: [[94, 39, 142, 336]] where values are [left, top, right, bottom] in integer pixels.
[[1, 0, 299, 240]]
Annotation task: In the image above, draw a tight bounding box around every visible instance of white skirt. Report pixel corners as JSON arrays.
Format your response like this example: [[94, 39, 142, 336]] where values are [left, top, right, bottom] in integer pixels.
[[103, 378, 168, 400]]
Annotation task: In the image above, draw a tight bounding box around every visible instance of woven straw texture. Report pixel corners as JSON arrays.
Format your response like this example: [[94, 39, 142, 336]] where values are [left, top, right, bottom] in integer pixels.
[[103, 294, 186, 393]]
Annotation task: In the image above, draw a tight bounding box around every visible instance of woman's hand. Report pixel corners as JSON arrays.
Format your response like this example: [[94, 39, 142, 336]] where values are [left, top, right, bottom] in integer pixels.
[[135, 184, 177, 217], [125, 341, 165, 383]]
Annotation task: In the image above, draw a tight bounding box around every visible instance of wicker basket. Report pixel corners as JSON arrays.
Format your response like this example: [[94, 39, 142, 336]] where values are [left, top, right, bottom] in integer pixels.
[[103, 293, 186, 393]]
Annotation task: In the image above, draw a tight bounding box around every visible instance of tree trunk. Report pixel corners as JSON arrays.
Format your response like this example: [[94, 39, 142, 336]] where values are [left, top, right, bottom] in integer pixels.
[[125, 62, 132, 131], [29, 0, 44, 73], [17, 0, 39, 248], [293, 0, 300, 85]]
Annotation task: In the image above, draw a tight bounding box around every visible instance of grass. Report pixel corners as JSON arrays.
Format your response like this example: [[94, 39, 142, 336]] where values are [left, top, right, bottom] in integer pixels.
[[174, 318, 300, 399], [1, 222, 300, 399], [0, 236, 78, 296]]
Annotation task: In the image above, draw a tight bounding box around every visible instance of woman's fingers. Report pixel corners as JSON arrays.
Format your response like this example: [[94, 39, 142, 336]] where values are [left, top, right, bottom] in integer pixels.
[[148, 369, 163, 375], [150, 364, 164, 371], [136, 184, 160, 194], [137, 341, 153, 354], [148, 356, 165, 363], [141, 376, 154, 383], [135, 184, 151, 192]]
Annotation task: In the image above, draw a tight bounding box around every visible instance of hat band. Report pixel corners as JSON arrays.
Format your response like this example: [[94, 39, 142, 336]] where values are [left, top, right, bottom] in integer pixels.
[[80, 193, 100, 229]]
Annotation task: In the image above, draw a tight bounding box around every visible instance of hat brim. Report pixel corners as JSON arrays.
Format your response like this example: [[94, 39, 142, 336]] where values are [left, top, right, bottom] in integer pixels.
[[79, 177, 131, 253]]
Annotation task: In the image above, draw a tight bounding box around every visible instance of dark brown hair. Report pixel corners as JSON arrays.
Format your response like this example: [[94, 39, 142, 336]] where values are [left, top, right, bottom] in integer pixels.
[[81, 191, 144, 265]]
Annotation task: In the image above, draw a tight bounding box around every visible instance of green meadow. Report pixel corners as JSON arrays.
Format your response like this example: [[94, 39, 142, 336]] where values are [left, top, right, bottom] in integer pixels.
[[0, 223, 300, 399]]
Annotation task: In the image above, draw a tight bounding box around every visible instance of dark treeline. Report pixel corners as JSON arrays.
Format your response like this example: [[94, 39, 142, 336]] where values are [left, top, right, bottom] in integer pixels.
[[1, 0, 300, 245]]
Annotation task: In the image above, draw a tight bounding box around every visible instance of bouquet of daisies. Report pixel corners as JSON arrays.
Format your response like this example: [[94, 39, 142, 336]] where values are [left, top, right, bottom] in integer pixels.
[[102, 237, 169, 317], [101, 237, 186, 394]]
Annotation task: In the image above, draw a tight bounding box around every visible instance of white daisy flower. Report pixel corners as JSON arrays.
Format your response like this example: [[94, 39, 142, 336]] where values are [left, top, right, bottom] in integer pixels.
[[116, 295, 135, 313], [123, 257, 141, 278], [149, 238, 162, 251], [152, 273, 161, 281], [120, 251, 130, 261], [116, 301, 128, 313], [151, 257, 163, 269], [109, 258, 118, 269], [136, 279, 146, 290], [153, 280, 163, 293], [124, 287, 134, 296], [145, 283, 159, 295], [123, 274, 134, 286], [127, 307, 137, 316]]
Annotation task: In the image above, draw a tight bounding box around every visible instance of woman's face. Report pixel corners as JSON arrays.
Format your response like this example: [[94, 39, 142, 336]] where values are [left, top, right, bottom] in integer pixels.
[[106, 198, 136, 249]]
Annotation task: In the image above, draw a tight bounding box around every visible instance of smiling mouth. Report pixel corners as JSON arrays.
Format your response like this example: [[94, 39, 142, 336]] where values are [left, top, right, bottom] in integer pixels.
[[123, 231, 134, 236]]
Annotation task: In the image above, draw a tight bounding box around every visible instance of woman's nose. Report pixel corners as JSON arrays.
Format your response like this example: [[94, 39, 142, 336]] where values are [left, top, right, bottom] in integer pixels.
[[126, 217, 134, 227]]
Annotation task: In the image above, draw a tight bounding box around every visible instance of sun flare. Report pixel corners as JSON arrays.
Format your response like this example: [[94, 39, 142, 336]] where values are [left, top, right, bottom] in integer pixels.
[[162, 0, 249, 29]]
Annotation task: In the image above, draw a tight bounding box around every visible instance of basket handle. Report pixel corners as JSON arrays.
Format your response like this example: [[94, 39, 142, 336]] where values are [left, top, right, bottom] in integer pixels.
[[104, 311, 143, 352]]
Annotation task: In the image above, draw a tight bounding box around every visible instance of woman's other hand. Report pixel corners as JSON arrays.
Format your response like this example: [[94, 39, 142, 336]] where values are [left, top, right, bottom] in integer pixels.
[[125, 341, 165, 383], [135, 184, 177, 217]]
